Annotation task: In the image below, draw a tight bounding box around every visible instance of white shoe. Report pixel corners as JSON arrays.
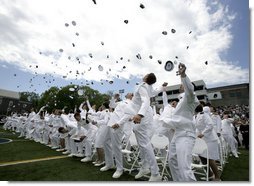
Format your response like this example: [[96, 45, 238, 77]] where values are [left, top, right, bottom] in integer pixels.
[[100, 165, 115, 171], [51, 146, 58, 149], [56, 148, 65, 152], [112, 170, 123, 178], [62, 151, 70, 155], [149, 174, 162, 182], [81, 157, 92, 162], [234, 153, 239, 158], [94, 161, 105, 167], [135, 168, 150, 179], [68, 153, 75, 157], [74, 153, 85, 158]]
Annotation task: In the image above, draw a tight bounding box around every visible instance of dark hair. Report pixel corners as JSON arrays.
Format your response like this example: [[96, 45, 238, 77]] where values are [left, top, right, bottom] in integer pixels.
[[205, 102, 212, 107], [199, 101, 206, 107], [58, 127, 65, 133], [146, 73, 157, 85], [74, 112, 81, 118], [223, 110, 231, 115], [195, 104, 203, 113], [102, 101, 110, 109]]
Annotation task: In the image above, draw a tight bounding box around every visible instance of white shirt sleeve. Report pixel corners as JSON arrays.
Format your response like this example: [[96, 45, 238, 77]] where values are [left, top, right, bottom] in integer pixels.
[[162, 91, 168, 108]]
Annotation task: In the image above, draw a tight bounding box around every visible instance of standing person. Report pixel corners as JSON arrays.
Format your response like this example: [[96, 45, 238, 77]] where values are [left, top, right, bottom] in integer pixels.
[[239, 119, 249, 150], [129, 73, 164, 181], [91, 102, 111, 166], [79, 101, 88, 119], [100, 93, 134, 179], [209, 106, 222, 137], [194, 104, 220, 181], [221, 111, 239, 158], [162, 63, 200, 181]]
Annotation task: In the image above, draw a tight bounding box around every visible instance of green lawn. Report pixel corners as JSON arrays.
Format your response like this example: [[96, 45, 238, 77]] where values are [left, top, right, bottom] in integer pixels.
[[0, 125, 249, 181]]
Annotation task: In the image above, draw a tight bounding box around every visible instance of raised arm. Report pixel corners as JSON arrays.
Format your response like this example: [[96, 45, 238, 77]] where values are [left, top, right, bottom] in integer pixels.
[[162, 90, 168, 108], [86, 99, 93, 111], [79, 101, 85, 112], [177, 63, 195, 97]]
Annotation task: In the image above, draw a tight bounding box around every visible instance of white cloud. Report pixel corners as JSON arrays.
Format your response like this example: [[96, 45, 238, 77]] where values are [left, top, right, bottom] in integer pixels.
[[0, 0, 249, 90]]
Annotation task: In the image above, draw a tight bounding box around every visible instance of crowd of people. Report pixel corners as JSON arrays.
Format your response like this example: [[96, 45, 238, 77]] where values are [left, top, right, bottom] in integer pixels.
[[2, 63, 249, 181]]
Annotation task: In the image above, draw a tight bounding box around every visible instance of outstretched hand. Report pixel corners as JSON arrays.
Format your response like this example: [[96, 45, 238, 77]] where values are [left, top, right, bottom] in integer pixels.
[[176, 63, 186, 77]]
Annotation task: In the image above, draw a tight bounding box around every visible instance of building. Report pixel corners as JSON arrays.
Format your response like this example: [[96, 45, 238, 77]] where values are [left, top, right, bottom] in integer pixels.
[[154, 81, 249, 108], [207, 83, 249, 107], [154, 80, 208, 108], [0, 89, 32, 116]]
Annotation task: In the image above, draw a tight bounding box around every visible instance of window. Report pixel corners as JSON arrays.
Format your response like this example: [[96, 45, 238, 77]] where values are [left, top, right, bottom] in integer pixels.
[[197, 95, 205, 100], [236, 92, 242, 97], [172, 89, 180, 94], [229, 92, 235, 97], [195, 85, 204, 91]]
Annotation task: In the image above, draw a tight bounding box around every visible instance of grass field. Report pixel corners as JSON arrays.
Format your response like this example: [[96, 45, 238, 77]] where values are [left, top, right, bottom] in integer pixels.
[[0, 125, 249, 181]]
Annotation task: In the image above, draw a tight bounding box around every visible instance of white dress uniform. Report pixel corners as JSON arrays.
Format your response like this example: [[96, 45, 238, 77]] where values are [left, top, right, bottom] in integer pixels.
[[94, 109, 110, 148], [194, 112, 220, 160], [103, 100, 133, 173], [203, 106, 222, 136], [161, 76, 199, 181], [79, 102, 87, 119], [25, 111, 36, 139], [157, 91, 175, 143], [126, 82, 162, 178], [77, 118, 98, 157], [221, 118, 238, 157]]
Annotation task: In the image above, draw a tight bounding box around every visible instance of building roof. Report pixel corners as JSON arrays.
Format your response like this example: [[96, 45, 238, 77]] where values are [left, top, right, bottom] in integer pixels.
[[207, 83, 249, 92], [0, 89, 20, 99]]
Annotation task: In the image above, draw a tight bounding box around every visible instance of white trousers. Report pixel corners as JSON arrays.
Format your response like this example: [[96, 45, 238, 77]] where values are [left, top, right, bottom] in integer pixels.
[[103, 126, 125, 171], [222, 134, 238, 155], [168, 136, 196, 181], [133, 115, 159, 176]]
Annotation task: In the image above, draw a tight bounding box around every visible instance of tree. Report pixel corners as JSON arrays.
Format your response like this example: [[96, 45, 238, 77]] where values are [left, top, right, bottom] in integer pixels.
[[20, 91, 40, 109], [38, 85, 110, 113]]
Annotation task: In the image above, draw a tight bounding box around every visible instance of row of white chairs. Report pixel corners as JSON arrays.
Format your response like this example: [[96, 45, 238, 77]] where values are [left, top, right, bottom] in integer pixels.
[[121, 132, 231, 181]]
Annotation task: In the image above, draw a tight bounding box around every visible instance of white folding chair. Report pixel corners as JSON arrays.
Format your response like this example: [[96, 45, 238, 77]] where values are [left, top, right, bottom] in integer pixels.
[[191, 138, 209, 181], [121, 132, 140, 173], [150, 134, 171, 180]]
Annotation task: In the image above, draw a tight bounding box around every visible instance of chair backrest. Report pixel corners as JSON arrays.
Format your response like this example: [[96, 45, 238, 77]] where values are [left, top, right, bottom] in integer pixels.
[[192, 138, 208, 155], [151, 134, 168, 150]]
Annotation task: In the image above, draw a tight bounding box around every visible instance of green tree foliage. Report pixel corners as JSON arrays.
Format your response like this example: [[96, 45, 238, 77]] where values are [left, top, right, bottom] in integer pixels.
[[38, 85, 110, 113], [19, 91, 40, 108]]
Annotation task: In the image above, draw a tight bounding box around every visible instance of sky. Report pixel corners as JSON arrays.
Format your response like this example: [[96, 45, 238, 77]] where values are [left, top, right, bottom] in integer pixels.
[[0, 0, 250, 96]]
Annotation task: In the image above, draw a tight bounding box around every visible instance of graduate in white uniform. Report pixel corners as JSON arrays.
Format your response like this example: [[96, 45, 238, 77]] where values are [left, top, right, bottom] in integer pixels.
[[91, 102, 111, 166], [209, 106, 222, 137], [221, 111, 239, 158], [79, 101, 88, 119], [128, 73, 164, 181], [73, 112, 98, 162], [24, 108, 36, 139], [194, 104, 220, 181], [157, 87, 177, 143], [161, 63, 199, 181], [100, 93, 134, 179]]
